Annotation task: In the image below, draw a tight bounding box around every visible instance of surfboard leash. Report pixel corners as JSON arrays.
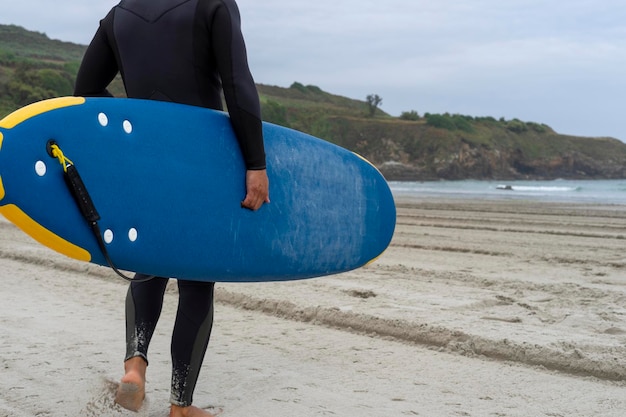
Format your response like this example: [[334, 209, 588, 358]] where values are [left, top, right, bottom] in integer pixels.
[[46, 140, 154, 283]]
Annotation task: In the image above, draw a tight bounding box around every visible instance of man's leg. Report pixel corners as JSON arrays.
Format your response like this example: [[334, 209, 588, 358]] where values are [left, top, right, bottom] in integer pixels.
[[116, 274, 169, 411], [169, 280, 215, 416]]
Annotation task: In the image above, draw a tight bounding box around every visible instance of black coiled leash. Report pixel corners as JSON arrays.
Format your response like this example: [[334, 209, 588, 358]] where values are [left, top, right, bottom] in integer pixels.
[[47, 140, 153, 283]]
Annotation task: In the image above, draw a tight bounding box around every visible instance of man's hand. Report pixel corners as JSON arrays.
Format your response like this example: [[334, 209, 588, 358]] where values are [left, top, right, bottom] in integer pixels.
[[241, 169, 270, 211]]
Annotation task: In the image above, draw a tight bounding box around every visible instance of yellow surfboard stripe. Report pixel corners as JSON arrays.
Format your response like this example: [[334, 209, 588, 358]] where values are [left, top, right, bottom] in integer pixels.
[[365, 253, 383, 266], [0, 204, 91, 262], [352, 151, 388, 177], [0, 96, 85, 129]]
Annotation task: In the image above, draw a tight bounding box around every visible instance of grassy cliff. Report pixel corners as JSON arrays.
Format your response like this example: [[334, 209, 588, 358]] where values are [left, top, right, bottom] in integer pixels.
[[2, 24, 625, 180], [257, 83, 626, 180]]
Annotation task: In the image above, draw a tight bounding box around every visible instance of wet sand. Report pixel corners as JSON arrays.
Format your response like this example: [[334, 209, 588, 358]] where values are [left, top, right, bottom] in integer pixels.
[[0, 197, 625, 416]]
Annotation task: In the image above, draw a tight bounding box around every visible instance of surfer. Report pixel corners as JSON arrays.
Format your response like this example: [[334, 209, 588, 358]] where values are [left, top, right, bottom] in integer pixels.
[[74, 1, 269, 416]]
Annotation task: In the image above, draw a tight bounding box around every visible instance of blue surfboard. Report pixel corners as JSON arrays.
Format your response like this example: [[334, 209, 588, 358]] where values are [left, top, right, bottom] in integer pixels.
[[0, 97, 396, 282]]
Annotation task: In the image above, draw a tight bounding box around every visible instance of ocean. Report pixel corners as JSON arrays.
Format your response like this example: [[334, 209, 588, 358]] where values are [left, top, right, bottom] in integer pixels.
[[389, 179, 626, 205]]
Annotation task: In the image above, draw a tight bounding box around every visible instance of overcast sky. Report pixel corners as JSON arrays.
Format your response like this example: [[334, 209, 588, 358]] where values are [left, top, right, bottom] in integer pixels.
[[3, 0, 626, 141]]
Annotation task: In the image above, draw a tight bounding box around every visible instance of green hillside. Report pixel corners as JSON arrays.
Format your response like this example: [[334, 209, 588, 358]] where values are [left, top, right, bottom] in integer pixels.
[[257, 83, 626, 179], [0, 24, 124, 116], [1, 23, 626, 180], [0, 24, 85, 61], [0, 24, 83, 115]]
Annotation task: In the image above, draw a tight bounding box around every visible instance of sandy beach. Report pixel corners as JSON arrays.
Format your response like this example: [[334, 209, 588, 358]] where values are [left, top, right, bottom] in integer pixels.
[[1, 196, 625, 417]]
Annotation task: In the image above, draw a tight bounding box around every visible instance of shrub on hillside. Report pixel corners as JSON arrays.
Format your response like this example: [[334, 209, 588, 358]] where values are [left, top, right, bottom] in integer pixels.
[[400, 110, 420, 121], [425, 113, 474, 132]]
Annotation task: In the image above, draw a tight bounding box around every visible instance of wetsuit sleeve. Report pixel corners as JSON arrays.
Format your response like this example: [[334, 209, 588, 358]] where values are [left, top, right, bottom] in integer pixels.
[[211, 1, 266, 170], [74, 11, 119, 97]]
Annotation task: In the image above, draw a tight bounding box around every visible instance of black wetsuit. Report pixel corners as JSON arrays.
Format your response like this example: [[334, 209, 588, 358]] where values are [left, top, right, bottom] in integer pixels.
[[74, 0, 265, 407]]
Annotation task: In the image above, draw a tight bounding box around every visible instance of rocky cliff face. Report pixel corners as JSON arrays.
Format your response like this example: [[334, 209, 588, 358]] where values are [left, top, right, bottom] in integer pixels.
[[377, 140, 626, 181], [316, 116, 626, 182]]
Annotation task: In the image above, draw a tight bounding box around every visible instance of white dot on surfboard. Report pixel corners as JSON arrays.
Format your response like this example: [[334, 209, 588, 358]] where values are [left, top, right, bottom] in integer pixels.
[[128, 228, 138, 242], [123, 120, 133, 134], [35, 161, 47, 177], [104, 229, 114, 244], [98, 113, 109, 126]]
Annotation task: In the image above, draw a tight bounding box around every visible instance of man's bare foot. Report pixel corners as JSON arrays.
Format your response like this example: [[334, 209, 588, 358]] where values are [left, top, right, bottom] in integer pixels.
[[115, 357, 147, 412], [169, 404, 218, 417]]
